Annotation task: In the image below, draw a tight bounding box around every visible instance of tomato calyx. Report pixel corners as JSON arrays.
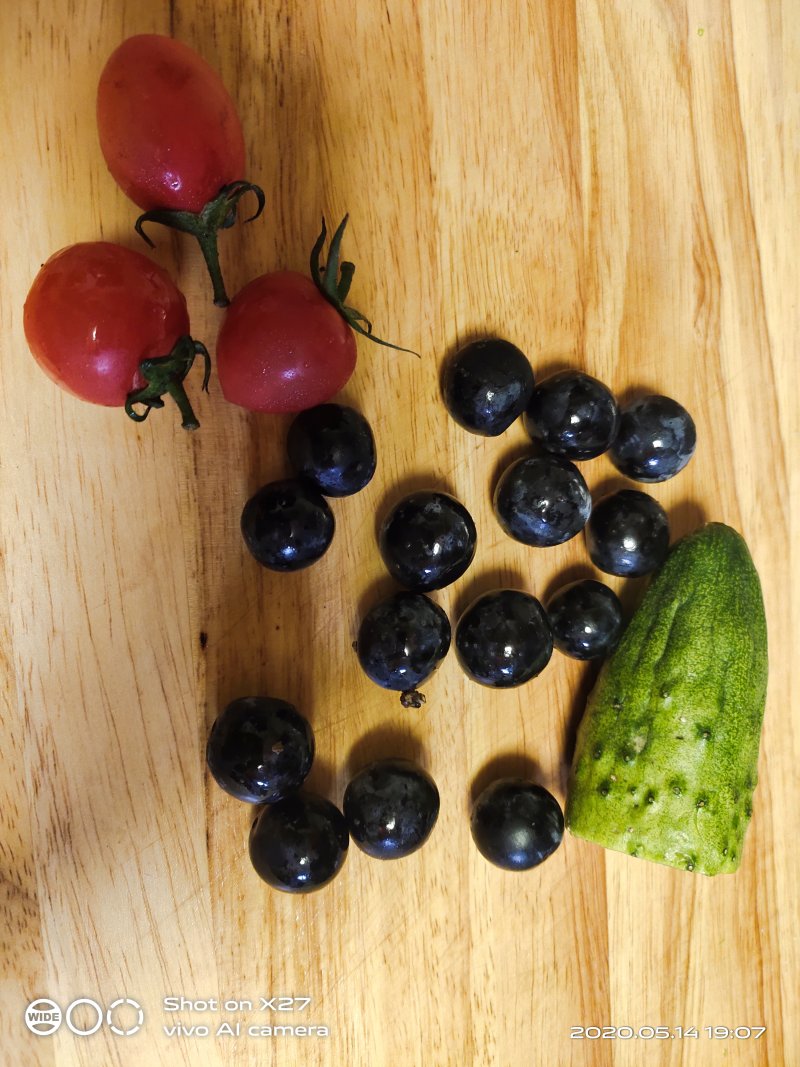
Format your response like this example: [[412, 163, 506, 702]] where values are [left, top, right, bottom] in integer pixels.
[[135, 181, 265, 307], [125, 335, 211, 430], [310, 215, 418, 355]]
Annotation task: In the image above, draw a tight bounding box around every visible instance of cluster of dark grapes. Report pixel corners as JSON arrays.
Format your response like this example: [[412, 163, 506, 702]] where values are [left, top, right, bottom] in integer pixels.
[[212, 338, 695, 889], [207, 696, 439, 892], [210, 405, 441, 892], [240, 403, 378, 570], [358, 338, 695, 705], [206, 695, 564, 890]]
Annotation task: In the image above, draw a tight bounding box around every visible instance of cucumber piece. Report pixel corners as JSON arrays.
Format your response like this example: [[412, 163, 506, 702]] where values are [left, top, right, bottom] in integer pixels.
[[566, 523, 767, 875]]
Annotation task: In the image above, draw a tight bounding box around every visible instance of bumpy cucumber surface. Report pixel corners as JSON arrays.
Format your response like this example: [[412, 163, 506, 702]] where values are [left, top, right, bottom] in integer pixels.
[[566, 523, 767, 875]]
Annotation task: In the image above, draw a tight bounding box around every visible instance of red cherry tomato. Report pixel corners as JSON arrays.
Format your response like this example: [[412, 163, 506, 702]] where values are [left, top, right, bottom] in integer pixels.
[[96, 34, 264, 307], [97, 34, 245, 213], [24, 242, 209, 428], [217, 271, 357, 413], [217, 216, 415, 414]]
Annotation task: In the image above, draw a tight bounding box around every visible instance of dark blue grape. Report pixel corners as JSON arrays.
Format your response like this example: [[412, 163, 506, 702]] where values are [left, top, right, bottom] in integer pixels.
[[524, 370, 619, 459], [379, 491, 476, 592], [585, 490, 669, 576], [287, 403, 376, 497], [356, 592, 451, 706], [344, 759, 439, 859], [546, 580, 624, 660], [471, 779, 564, 870], [206, 696, 314, 803], [442, 338, 534, 436], [494, 455, 592, 547], [455, 590, 553, 688], [241, 478, 334, 571], [610, 394, 696, 482], [249, 792, 348, 893]]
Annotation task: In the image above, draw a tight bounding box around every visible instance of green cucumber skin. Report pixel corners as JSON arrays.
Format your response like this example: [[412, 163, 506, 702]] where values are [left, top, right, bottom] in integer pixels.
[[566, 523, 767, 876]]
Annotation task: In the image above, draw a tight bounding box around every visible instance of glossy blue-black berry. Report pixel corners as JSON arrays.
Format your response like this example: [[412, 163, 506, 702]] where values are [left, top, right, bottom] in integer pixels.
[[471, 779, 564, 870], [493, 455, 591, 547], [287, 403, 376, 497], [442, 338, 535, 436], [241, 478, 334, 571], [586, 490, 669, 577], [344, 759, 440, 859], [455, 590, 552, 688], [546, 580, 624, 660], [206, 696, 314, 803], [610, 394, 696, 482], [379, 491, 476, 592], [523, 370, 619, 460], [356, 592, 451, 707], [249, 792, 348, 893]]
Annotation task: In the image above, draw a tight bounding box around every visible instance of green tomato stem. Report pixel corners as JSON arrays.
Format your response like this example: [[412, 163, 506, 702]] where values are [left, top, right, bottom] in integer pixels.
[[125, 335, 211, 430], [310, 215, 419, 356], [135, 181, 266, 307]]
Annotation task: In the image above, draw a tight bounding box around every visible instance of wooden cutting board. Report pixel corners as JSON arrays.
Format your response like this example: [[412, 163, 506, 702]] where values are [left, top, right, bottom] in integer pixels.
[[1, 1, 796, 1064]]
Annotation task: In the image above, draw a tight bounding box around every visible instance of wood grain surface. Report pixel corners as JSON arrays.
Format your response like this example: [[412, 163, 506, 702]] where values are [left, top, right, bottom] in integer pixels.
[[1, 1, 797, 1064]]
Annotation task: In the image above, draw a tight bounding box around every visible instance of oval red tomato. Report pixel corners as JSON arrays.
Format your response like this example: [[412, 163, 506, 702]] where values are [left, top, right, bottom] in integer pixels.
[[216, 271, 357, 413], [96, 34, 246, 214], [23, 242, 208, 428]]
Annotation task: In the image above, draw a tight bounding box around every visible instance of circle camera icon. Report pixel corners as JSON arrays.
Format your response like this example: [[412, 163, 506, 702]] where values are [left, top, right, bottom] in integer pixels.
[[107, 997, 145, 1036], [25, 999, 62, 1036]]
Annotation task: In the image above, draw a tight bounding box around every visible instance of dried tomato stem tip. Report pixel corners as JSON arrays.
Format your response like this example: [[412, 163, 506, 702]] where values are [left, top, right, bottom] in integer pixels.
[[310, 215, 419, 356], [125, 335, 212, 431], [135, 181, 265, 307]]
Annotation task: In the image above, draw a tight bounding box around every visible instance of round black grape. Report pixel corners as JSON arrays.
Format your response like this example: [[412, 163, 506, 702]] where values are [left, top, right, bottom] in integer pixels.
[[494, 455, 592, 547], [610, 394, 696, 482], [241, 478, 334, 571], [206, 696, 314, 803], [249, 792, 348, 893], [379, 491, 476, 592], [287, 403, 376, 497], [471, 779, 564, 870], [455, 590, 553, 688], [523, 370, 619, 459], [356, 592, 451, 704], [442, 338, 534, 436], [343, 759, 440, 859], [585, 490, 669, 576], [546, 580, 624, 660]]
